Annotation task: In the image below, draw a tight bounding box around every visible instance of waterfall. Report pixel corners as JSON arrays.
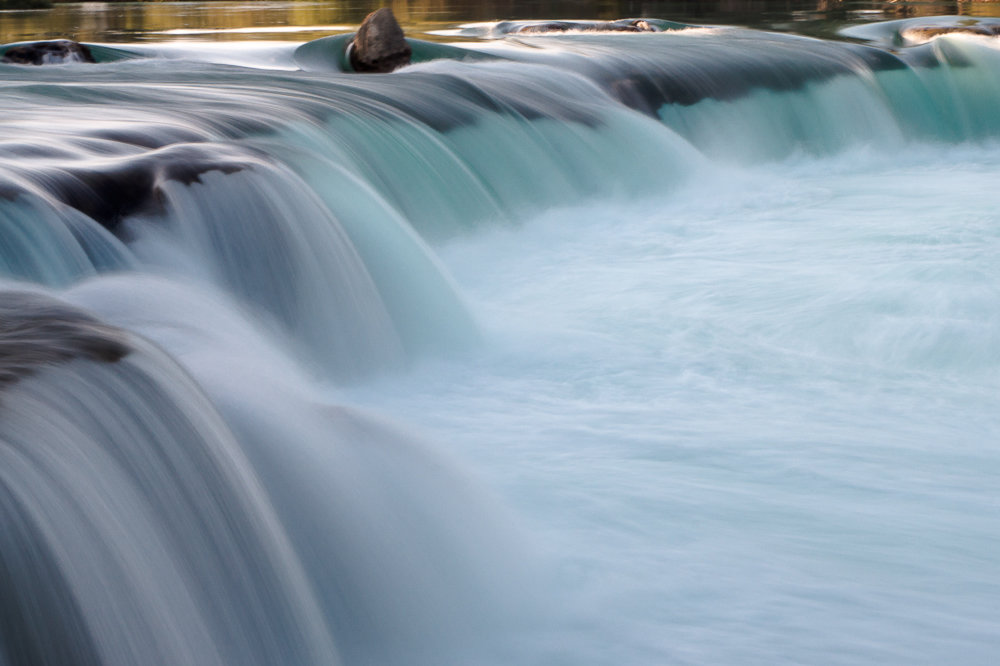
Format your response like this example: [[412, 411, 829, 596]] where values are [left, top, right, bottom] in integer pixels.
[[0, 291, 337, 666], [2, 15, 999, 665]]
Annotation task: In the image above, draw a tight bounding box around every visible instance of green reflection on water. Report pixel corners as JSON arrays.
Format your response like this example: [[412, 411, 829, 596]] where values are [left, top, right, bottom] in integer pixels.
[[2, 1, 1000, 44]]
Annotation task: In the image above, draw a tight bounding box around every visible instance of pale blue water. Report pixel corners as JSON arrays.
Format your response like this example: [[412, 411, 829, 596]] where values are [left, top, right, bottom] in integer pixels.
[[348, 145, 1000, 663], [1, 17, 999, 666]]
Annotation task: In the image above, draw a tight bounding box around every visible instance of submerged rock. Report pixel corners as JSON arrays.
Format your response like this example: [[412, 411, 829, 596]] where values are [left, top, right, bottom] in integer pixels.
[[6, 143, 257, 232], [1, 39, 96, 65], [349, 8, 412, 74], [514, 19, 658, 35], [0, 292, 129, 388]]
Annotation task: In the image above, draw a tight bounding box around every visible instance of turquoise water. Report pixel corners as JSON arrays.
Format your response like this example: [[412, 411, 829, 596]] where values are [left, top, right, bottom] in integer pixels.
[[2, 15, 1000, 665]]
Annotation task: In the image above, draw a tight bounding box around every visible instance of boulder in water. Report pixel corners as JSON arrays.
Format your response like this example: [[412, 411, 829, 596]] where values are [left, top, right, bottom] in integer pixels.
[[349, 8, 412, 74], [1, 39, 96, 65]]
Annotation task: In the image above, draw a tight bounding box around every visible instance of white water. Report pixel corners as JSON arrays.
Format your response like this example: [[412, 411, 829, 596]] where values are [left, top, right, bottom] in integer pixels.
[[2, 21, 1000, 666], [347, 144, 1000, 664]]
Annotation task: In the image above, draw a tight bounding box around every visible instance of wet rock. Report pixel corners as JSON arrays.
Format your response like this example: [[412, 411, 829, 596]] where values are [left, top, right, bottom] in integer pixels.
[[629, 20, 657, 32], [10, 144, 256, 233], [514, 22, 575, 34], [0, 292, 130, 389], [349, 8, 412, 74], [1, 39, 95, 65], [514, 19, 658, 35], [901, 25, 1000, 43]]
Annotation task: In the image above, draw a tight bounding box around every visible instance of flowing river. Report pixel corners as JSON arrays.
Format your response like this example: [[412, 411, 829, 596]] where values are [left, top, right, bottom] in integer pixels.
[[1, 5, 999, 664]]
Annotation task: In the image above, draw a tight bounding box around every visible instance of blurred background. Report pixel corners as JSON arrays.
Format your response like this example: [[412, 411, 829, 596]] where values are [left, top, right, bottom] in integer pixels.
[[3, 0, 1000, 44]]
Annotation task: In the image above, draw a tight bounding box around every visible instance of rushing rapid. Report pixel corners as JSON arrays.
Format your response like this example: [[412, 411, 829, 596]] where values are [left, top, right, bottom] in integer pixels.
[[1, 14, 999, 665]]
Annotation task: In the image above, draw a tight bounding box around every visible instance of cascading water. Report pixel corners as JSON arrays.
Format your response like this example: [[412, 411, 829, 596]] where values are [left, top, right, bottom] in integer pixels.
[[0, 291, 338, 666], [1, 12, 999, 665]]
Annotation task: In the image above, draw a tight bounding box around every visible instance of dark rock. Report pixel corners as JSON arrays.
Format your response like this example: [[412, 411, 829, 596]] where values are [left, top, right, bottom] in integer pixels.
[[0, 292, 130, 389], [515, 22, 575, 34], [349, 8, 412, 74], [514, 19, 658, 35], [628, 20, 658, 32], [10, 144, 257, 232], [1, 40, 96, 66]]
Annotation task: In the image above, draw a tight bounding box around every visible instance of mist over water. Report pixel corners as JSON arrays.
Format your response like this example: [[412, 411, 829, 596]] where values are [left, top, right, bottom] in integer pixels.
[[1, 8, 1000, 665]]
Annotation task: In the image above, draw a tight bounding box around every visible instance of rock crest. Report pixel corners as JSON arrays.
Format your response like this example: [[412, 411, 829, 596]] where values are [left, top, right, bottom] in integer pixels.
[[1, 39, 96, 65], [0, 292, 130, 389], [514, 19, 658, 35], [902, 25, 1000, 41], [349, 8, 412, 74]]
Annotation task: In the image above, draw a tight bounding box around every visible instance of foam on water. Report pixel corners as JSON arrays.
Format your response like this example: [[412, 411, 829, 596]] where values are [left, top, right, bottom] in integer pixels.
[[345, 143, 1000, 664], [65, 274, 542, 665]]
